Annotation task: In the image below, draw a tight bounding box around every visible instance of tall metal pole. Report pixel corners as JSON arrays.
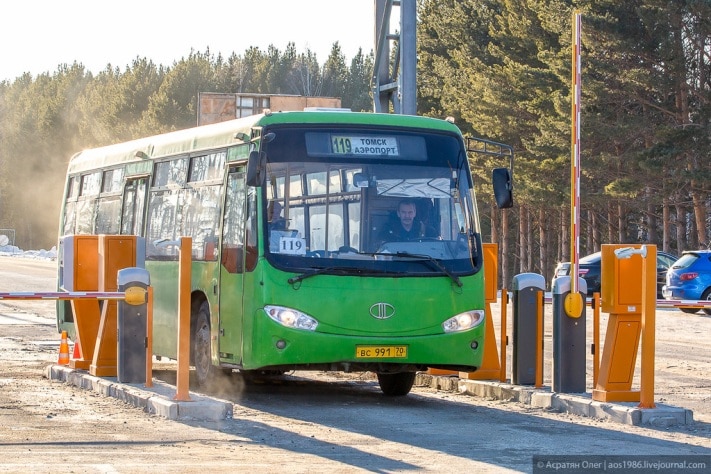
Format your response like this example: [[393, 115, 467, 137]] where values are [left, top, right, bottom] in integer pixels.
[[373, 0, 392, 113], [565, 11, 584, 318], [373, 0, 417, 115], [400, 0, 417, 115]]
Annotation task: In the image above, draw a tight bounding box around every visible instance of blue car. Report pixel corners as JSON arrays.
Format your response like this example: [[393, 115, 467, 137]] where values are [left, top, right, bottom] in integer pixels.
[[663, 250, 711, 315]]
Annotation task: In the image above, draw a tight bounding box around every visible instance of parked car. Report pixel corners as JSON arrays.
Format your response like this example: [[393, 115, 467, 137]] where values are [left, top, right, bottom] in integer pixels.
[[662, 250, 711, 315], [553, 250, 678, 298]]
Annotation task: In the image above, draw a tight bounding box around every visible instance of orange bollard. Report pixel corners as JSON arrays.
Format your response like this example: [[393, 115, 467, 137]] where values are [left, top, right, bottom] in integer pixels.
[[145, 286, 153, 388], [460, 243, 502, 381], [535, 290, 544, 388], [58, 331, 70, 366], [499, 289, 508, 383], [174, 237, 192, 402]]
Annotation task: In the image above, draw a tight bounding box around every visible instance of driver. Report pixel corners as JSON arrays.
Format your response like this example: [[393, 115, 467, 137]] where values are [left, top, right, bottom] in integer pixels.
[[378, 199, 438, 243]]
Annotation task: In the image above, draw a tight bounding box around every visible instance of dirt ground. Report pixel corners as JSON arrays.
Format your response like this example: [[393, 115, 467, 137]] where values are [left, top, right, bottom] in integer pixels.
[[0, 256, 710, 472]]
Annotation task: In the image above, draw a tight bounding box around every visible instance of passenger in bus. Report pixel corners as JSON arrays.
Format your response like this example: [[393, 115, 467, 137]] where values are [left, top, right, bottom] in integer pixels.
[[267, 200, 287, 230], [377, 199, 438, 243], [268, 200, 294, 253]]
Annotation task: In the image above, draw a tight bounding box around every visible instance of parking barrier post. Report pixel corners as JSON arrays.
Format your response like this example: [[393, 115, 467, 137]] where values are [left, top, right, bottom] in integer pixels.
[[117, 268, 150, 384], [551, 275, 587, 393], [59, 235, 100, 370], [91, 235, 143, 377], [593, 244, 656, 403], [511, 273, 546, 385]]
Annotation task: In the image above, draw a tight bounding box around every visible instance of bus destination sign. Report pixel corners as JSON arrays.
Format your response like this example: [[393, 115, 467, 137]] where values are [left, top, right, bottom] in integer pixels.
[[331, 135, 399, 157]]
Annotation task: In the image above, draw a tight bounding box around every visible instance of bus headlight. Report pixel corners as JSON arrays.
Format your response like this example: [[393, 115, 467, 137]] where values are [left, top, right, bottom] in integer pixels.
[[264, 305, 319, 331], [442, 310, 485, 333]]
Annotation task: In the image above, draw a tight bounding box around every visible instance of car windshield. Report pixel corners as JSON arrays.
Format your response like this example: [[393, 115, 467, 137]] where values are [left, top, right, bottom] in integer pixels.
[[657, 253, 676, 269]]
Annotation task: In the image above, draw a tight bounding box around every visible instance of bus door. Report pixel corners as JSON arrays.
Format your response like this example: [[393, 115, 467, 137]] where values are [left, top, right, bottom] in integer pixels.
[[121, 177, 148, 235], [217, 166, 250, 364]]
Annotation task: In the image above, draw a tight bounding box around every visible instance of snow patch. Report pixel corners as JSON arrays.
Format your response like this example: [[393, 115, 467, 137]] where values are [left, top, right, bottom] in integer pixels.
[[0, 245, 57, 260]]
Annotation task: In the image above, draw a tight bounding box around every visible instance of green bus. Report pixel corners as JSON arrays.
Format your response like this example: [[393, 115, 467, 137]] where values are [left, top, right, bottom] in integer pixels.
[[57, 110, 513, 396]]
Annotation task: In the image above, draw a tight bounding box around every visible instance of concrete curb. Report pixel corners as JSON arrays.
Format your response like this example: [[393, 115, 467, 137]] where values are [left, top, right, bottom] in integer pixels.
[[415, 374, 694, 427], [46, 365, 233, 422], [45, 365, 692, 427]]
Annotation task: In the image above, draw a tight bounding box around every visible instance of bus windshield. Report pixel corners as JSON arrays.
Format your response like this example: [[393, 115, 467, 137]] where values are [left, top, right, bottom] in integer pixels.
[[260, 125, 481, 277]]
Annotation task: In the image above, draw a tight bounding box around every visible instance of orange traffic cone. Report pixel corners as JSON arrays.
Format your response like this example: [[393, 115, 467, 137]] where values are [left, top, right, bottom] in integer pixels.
[[58, 331, 70, 366], [72, 337, 81, 360]]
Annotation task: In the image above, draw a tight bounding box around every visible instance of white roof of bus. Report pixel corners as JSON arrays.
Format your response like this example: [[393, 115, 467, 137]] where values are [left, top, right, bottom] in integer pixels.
[[67, 110, 461, 174], [67, 114, 263, 174]]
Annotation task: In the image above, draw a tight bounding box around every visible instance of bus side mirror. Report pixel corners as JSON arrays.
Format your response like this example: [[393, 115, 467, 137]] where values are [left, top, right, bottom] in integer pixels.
[[492, 167, 513, 209], [246, 151, 267, 187]]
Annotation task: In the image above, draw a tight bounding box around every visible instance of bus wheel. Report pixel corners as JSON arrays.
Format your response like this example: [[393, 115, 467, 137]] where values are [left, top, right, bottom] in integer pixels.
[[377, 371, 416, 396], [194, 301, 215, 386]]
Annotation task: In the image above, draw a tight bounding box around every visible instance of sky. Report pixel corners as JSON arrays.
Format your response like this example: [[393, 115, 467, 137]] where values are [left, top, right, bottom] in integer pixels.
[[1, 0, 379, 81]]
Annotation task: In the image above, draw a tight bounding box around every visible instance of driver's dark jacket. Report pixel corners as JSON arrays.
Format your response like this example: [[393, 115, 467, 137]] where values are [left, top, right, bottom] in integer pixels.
[[378, 221, 438, 242]]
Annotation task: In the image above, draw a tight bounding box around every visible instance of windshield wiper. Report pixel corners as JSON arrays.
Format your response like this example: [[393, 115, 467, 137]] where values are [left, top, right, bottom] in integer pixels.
[[287, 267, 339, 285], [369, 251, 463, 287], [287, 266, 403, 285], [287, 252, 461, 286]]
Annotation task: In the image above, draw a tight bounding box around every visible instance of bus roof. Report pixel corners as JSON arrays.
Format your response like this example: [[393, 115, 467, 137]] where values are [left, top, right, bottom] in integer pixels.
[[67, 111, 462, 174]]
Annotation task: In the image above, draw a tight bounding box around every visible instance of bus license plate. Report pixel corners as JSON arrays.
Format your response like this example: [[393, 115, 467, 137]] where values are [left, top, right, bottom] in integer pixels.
[[355, 345, 408, 359]]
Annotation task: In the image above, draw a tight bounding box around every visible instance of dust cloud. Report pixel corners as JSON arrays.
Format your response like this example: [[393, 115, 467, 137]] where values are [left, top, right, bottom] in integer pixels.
[[3, 136, 73, 250]]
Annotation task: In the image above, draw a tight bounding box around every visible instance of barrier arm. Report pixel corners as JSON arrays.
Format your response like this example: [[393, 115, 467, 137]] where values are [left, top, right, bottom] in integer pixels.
[[0, 291, 126, 301], [2, 287, 153, 387]]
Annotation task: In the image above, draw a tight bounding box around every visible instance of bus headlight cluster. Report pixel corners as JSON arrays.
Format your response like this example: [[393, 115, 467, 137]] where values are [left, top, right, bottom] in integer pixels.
[[264, 305, 318, 331], [442, 310, 485, 333]]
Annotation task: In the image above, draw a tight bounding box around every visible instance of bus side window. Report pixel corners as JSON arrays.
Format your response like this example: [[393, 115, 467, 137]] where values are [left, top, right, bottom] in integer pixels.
[[245, 187, 258, 271], [221, 246, 241, 273], [221, 169, 246, 273]]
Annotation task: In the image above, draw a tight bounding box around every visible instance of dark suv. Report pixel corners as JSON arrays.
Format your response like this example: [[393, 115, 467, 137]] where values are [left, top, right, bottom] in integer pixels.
[[553, 250, 678, 297]]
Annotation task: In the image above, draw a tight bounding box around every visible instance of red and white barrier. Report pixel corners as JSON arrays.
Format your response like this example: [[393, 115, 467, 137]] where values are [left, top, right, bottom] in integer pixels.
[[519, 293, 709, 310], [656, 299, 711, 310], [0, 291, 125, 300]]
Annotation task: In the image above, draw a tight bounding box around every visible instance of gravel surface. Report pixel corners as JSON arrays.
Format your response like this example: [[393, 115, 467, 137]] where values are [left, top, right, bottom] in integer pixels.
[[1, 256, 709, 473]]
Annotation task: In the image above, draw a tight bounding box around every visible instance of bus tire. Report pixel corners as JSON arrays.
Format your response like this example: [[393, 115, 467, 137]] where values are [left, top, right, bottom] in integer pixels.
[[377, 371, 416, 396], [194, 301, 216, 386]]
